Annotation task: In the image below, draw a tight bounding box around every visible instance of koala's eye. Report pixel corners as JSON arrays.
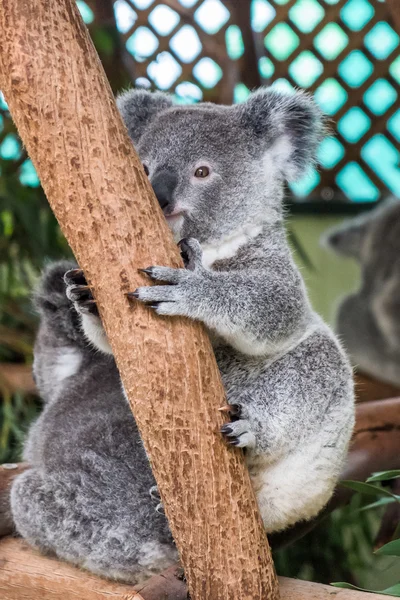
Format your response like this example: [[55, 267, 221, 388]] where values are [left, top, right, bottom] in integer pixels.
[[194, 166, 210, 178], [143, 164, 149, 176]]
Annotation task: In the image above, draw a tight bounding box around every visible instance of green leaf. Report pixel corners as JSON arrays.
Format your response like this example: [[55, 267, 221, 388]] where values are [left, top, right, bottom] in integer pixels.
[[332, 582, 400, 596], [356, 497, 397, 513], [375, 539, 400, 557], [383, 586, 400, 597], [367, 470, 400, 483], [287, 227, 317, 272], [340, 480, 400, 500]]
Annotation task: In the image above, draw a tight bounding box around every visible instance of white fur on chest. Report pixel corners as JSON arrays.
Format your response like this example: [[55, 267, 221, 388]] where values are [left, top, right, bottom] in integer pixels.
[[201, 224, 263, 268], [54, 348, 82, 383]]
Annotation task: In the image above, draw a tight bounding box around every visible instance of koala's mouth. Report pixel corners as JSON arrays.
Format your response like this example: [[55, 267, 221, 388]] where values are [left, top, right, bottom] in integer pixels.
[[164, 210, 185, 223]]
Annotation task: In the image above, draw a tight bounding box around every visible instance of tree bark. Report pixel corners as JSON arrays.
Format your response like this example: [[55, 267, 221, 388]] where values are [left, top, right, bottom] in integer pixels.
[[0, 464, 28, 537], [0, 1, 278, 598]]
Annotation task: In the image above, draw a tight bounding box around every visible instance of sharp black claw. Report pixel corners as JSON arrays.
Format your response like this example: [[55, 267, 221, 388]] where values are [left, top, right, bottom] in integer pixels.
[[229, 404, 241, 417], [138, 267, 154, 277], [66, 268, 84, 277], [79, 299, 98, 315], [149, 486, 161, 501], [218, 404, 242, 418], [127, 290, 140, 299], [72, 284, 92, 299], [220, 425, 233, 435], [178, 239, 191, 268], [175, 568, 186, 582], [155, 503, 165, 514], [229, 438, 240, 446], [65, 268, 87, 286], [149, 303, 160, 309]]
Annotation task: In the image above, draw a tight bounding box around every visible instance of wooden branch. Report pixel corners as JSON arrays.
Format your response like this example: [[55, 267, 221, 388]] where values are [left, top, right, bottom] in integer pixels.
[[2, 396, 399, 551], [0, 537, 391, 600], [226, 0, 262, 90], [0, 364, 36, 395], [0, 1, 277, 598], [354, 372, 400, 403], [387, 0, 400, 34], [278, 577, 389, 600], [0, 464, 28, 537]]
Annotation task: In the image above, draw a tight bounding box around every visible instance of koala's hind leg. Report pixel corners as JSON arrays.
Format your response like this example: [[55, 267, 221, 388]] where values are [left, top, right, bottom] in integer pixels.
[[11, 469, 177, 584], [33, 262, 112, 402], [33, 261, 91, 403], [64, 268, 112, 355]]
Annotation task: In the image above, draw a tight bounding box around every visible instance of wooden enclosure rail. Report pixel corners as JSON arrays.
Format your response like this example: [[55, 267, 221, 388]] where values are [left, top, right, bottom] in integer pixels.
[[0, 537, 391, 600]]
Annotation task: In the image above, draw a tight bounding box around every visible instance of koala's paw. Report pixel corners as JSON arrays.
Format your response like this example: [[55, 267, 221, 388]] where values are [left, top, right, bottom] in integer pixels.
[[149, 485, 164, 515], [220, 404, 257, 449], [34, 261, 78, 314], [128, 238, 204, 317], [64, 269, 98, 316]]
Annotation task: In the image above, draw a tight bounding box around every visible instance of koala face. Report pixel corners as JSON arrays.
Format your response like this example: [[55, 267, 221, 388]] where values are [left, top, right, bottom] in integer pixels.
[[117, 88, 324, 244]]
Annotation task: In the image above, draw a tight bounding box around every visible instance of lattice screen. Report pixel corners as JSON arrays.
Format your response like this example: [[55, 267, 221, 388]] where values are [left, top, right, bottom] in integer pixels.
[[1, 0, 399, 204]]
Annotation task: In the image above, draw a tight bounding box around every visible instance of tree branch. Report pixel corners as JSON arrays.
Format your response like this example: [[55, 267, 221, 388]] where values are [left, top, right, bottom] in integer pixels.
[[0, 1, 278, 598]]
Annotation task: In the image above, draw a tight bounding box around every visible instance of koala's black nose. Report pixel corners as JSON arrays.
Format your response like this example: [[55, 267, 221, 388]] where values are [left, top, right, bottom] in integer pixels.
[[151, 170, 177, 211]]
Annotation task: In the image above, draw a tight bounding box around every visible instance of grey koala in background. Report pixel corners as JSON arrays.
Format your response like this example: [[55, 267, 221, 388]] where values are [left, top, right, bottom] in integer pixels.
[[11, 87, 355, 583], [324, 198, 400, 387]]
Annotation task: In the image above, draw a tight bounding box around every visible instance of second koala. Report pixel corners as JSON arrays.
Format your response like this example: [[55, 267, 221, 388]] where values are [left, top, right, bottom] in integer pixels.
[[324, 198, 400, 387], [11, 87, 355, 582]]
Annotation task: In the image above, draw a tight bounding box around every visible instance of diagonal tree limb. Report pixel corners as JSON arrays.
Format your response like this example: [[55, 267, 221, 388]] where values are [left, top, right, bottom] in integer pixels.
[[0, 1, 278, 598]]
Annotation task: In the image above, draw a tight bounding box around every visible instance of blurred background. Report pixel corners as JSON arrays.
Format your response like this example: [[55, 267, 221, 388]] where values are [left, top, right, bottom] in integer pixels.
[[1, 0, 399, 593]]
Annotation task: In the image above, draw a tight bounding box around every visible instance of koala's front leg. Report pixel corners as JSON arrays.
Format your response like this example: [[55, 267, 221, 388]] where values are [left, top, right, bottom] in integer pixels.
[[130, 239, 307, 356], [129, 239, 209, 318]]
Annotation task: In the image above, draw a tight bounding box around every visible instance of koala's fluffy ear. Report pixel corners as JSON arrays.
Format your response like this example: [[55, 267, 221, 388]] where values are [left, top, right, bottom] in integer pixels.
[[238, 87, 325, 181], [116, 89, 173, 143], [322, 217, 371, 259], [323, 197, 400, 259]]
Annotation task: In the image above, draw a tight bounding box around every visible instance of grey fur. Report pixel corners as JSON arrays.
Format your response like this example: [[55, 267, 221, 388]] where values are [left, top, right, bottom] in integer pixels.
[[12, 88, 354, 582], [324, 198, 400, 387]]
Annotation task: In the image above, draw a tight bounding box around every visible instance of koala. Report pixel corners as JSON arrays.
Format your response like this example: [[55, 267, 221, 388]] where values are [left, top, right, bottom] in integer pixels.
[[324, 198, 400, 387], [11, 87, 354, 583]]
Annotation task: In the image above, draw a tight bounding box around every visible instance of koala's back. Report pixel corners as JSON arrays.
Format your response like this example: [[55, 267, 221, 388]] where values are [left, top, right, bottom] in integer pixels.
[[14, 352, 175, 582], [26, 355, 133, 464]]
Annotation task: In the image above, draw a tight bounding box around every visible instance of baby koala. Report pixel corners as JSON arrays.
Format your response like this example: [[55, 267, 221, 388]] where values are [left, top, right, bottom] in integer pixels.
[[11, 87, 354, 583], [324, 198, 400, 387]]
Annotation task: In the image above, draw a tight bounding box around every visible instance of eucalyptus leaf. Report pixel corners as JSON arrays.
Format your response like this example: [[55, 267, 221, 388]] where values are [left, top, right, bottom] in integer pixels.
[[332, 582, 400, 597], [375, 539, 400, 557], [340, 480, 400, 501], [356, 497, 397, 513], [367, 471, 400, 483]]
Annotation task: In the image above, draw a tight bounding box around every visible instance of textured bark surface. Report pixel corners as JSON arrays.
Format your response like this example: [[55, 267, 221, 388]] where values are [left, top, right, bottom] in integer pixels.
[[0, 538, 391, 600], [0, 1, 278, 598]]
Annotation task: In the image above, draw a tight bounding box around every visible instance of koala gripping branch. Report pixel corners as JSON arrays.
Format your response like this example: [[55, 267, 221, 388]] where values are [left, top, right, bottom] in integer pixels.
[[0, 1, 278, 598]]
